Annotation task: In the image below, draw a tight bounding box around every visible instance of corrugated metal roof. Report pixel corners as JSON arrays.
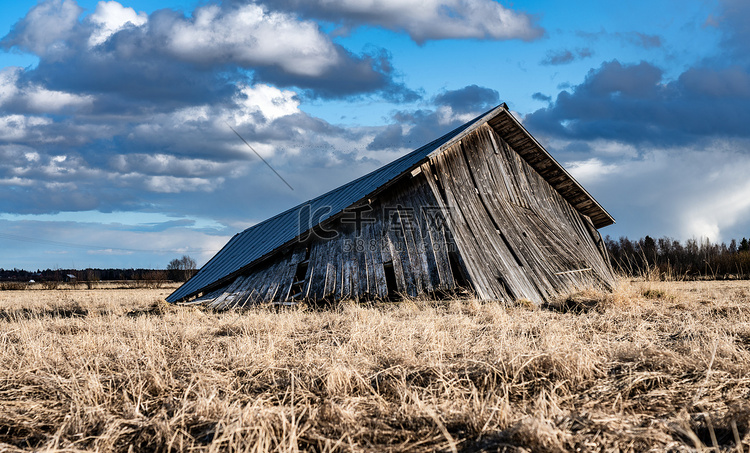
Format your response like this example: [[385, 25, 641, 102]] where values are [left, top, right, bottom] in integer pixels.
[[167, 105, 614, 302]]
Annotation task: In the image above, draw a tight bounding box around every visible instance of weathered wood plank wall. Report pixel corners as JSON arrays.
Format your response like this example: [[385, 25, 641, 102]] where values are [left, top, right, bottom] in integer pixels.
[[196, 122, 614, 308], [201, 174, 462, 308], [422, 124, 614, 304]]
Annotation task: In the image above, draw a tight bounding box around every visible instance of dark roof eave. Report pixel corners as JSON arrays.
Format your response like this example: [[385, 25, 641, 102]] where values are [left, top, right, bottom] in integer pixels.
[[486, 108, 615, 228]]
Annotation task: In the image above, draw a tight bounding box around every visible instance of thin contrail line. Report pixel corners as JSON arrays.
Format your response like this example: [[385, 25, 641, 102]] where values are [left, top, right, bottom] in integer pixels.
[[225, 122, 294, 191]]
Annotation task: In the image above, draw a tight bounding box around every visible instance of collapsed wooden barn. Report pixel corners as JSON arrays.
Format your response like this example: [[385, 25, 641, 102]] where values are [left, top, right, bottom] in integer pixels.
[[167, 104, 615, 308]]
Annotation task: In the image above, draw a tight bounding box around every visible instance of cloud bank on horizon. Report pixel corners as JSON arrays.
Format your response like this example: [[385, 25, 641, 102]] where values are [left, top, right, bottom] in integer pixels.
[[0, 0, 748, 269]]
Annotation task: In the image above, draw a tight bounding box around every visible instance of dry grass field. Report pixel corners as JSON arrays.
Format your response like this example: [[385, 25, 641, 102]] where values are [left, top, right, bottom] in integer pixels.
[[1, 280, 749, 452]]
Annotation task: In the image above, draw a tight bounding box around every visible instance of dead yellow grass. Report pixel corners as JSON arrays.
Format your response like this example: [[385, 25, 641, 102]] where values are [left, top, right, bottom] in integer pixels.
[[1, 280, 749, 452]]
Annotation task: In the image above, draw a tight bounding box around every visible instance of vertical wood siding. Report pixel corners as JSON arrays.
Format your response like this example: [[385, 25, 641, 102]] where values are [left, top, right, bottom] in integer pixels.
[[202, 174, 461, 308], [197, 123, 614, 308], [422, 124, 614, 304]]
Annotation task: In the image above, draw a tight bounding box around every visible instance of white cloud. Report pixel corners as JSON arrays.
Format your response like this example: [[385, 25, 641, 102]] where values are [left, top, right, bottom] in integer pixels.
[[133, 84, 299, 131], [0, 66, 94, 113], [0, 68, 21, 105], [589, 140, 639, 158], [40, 154, 92, 178], [25, 86, 94, 112], [565, 158, 620, 184], [167, 3, 339, 76], [43, 181, 78, 191], [234, 84, 300, 123], [678, 164, 750, 242], [280, 0, 543, 43], [110, 153, 232, 177], [0, 217, 231, 268], [128, 83, 305, 162], [142, 175, 223, 193], [433, 105, 484, 125], [4, 0, 391, 95], [568, 139, 750, 243], [88, 1, 147, 47], [0, 177, 35, 187], [2, 0, 82, 57], [0, 115, 52, 141], [0, 144, 40, 174], [87, 248, 134, 255]]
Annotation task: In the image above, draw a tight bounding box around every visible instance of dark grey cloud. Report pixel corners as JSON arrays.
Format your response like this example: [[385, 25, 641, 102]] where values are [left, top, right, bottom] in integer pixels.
[[532, 92, 551, 103], [525, 60, 750, 145], [250, 0, 544, 44], [367, 109, 444, 151], [713, 0, 750, 62], [542, 50, 575, 66], [25, 57, 241, 116], [627, 32, 662, 49], [367, 84, 500, 151], [577, 30, 662, 50], [118, 219, 196, 232], [433, 84, 500, 113], [367, 123, 406, 152], [540, 48, 593, 66], [253, 47, 420, 101], [577, 48, 594, 58]]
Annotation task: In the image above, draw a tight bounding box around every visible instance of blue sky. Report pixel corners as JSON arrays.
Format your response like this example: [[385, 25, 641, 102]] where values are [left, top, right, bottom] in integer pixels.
[[0, 0, 748, 270]]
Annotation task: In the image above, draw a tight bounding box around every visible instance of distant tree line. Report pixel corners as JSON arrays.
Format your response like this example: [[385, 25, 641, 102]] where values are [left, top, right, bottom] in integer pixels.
[[0, 268, 168, 283], [605, 235, 750, 280], [6, 240, 750, 285], [0, 255, 198, 283]]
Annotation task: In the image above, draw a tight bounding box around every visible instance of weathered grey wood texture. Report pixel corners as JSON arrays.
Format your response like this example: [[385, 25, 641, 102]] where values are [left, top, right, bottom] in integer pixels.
[[198, 123, 614, 309], [203, 174, 462, 309], [421, 124, 614, 303]]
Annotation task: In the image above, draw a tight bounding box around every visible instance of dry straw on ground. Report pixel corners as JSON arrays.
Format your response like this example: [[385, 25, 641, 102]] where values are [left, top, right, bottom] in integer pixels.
[[1, 280, 749, 452]]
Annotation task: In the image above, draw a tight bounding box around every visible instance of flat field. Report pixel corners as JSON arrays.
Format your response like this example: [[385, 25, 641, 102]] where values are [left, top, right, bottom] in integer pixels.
[[1, 280, 749, 452]]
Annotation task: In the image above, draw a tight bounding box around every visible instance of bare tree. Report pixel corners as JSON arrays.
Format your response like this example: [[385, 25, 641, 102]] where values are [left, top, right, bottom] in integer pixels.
[[167, 255, 197, 282]]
